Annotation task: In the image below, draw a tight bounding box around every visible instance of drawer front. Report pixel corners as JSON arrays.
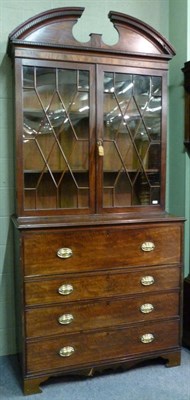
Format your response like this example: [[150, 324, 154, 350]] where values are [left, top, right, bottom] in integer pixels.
[[25, 266, 180, 306], [23, 224, 182, 276], [25, 292, 179, 338], [26, 320, 179, 373]]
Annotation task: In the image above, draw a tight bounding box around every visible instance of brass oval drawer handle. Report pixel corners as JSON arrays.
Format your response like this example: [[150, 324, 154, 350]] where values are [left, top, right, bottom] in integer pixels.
[[140, 303, 154, 314], [140, 333, 155, 344], [141, 241, 155, 252], [59, 346, 75, 357], [58, 314, 74, 325], [58, 284, 74, 296], [140, 276, 155, 286], [57, 248, 73, 259]]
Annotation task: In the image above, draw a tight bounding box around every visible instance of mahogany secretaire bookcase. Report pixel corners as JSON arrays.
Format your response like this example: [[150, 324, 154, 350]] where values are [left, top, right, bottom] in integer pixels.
[[7, 7, 184, 395]]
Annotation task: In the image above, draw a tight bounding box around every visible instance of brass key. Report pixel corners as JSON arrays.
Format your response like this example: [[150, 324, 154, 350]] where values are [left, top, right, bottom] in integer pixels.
[[97, 140, 104, 156]]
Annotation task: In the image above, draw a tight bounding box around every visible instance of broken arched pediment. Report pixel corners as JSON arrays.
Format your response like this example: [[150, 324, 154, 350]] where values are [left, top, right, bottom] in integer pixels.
[[7, 7, 175, 60]]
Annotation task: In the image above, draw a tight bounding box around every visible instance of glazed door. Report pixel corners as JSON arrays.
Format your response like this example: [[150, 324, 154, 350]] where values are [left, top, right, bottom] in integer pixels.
[[15, 59, 166, 216], [16, 59, 96, 215], [96, 65, 166, 212]]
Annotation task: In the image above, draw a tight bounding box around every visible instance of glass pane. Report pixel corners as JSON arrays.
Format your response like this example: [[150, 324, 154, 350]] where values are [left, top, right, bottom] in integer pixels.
[[114, 173, 132, 207], [79, 70, 89, 90], [104, 72, 114, 92], [47, 92, 67, 130], [23, 66, 34, 88], [69, 92, 89, 139], [58, 69, 77, 110], [136, 172, 150, 205], [115, 73, 133, 94], [134, 126, 150, 169], [152, 76, 162, 96], [103, 71, 162, 207], [36, 67, 56, 111], [22, 66, 90, 211]]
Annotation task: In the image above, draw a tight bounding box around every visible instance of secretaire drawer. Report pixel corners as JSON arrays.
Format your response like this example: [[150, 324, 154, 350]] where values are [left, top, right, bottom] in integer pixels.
[[25, 291, 179, 338], [23, 223, 182, 276], [26, 319, 180, 374], [25, 266, 180, 306]]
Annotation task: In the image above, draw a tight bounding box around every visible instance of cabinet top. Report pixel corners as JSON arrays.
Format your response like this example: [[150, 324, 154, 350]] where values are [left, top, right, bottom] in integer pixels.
[[7, 7, 175, 60], [12, 212, 185, 230]]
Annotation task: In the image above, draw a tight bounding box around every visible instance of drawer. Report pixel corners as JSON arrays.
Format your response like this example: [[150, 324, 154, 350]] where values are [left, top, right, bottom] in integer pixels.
[[26, 319, 180, 373], [25, 266, 180, 306], [25, 291, 179, 338], [23, 224, 182, 276]]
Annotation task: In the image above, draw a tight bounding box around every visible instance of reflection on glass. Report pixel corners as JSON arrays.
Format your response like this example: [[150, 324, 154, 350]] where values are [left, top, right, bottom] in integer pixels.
[[104, 72, 114, 93], [36, 67, 56, 110], [22, 66, 90, 211], [23, 66, 34, 88], [103, 72, 162, 207], [79, 70, 89, 90]]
